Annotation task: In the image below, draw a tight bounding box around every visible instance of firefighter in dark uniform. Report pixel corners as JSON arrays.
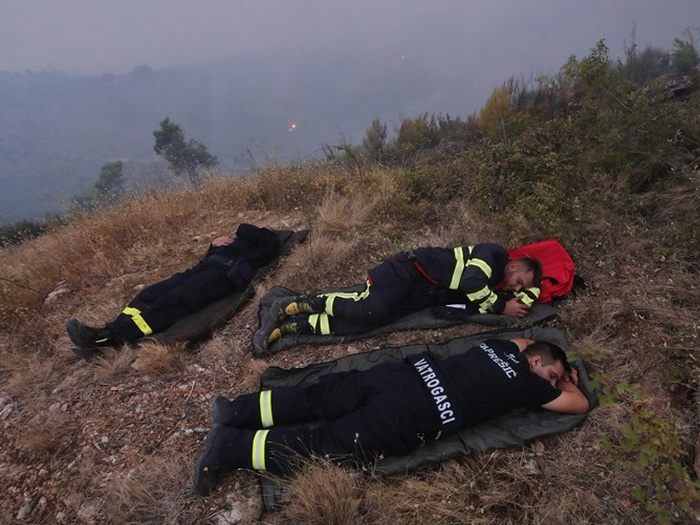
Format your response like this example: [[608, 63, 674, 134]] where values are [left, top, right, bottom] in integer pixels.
[[65, 223, 280, 349], [193, 338, 590, 496], [257, 243, 542, 349]]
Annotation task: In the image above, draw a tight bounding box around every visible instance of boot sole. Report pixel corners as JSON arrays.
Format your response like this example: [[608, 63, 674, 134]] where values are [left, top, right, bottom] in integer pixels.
[[284, 302, 301, 316], [252, 298, 289, 356], [71, 346, 101, 361]]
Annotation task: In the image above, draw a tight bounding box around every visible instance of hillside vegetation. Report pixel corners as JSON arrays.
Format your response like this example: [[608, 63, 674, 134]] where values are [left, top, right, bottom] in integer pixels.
[[1, 42, 699, 524]]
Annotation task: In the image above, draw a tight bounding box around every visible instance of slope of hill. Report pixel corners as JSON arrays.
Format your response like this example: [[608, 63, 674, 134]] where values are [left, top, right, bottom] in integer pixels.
[[0, 49, 458, 224], [0, 46, 699, 524]]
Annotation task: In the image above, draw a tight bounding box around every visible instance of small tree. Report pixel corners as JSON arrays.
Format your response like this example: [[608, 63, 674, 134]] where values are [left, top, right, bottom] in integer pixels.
[[671, 32, 699, 74], [73, 160, 126, 211], [362, 118, 388, 162], [395, 113, 438, 155], [153, 118, 218, 184], [477, 81, 513, 137], [620, 26, 670, 86], [94, 161, 125, 196]]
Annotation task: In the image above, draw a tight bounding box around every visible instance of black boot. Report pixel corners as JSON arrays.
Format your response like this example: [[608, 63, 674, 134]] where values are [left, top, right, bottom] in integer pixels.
[[65, 318, 112, 348], [212, 396, 234, 425], [283, 295, 325, 316], [266, 314, 313, 345], [193, 425, 244, 496]]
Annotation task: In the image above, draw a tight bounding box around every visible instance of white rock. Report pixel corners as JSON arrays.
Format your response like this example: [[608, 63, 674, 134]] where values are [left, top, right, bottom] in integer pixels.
[[0, 403, 14, 420], [522, 457, 541, 475], [76, 500, 101, 524], [0, 394, 12, 409], [16, 502, 33, 520], [45, 286, 71, 304]]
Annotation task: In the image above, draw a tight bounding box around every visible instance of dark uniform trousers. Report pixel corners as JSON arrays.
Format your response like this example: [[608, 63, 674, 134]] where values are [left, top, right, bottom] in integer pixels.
[[215, 362, 440, 474], [105, 224, 280, 344], [106, 261, 235, 343], [312, 252, 465, 336]]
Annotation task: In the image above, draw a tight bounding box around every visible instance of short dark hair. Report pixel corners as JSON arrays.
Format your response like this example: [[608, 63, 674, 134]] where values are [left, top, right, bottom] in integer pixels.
[[523, 341, 571, 371], [515, 257, 543, 287]]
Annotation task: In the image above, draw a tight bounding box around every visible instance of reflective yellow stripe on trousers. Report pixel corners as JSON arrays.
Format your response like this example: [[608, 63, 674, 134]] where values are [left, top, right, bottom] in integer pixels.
[[323, 281, 372, 315], [121, 307, 153, 336], [259, 390, 274, 428], [308, 313, 332, 335], [251, 429, 270, 470]]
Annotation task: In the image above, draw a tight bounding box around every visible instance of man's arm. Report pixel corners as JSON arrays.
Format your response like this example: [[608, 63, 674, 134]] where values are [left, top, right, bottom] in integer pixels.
[[541, 379, 590, 414], [458, 243, 509, 314]]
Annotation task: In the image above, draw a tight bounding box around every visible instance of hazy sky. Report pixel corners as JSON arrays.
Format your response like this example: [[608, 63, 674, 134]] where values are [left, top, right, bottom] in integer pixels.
[[2, 0, 698, 80]]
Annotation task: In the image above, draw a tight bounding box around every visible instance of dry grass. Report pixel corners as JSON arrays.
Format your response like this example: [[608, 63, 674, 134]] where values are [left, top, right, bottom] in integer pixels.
[[131, 342, 187, 376], [17, 408, 77, 460], [264, 441, 634, 525], [268, 460, 372, 525], [316, 192, 380, 235], [92, 348, 139, 381], [102, 452, 197, 524]]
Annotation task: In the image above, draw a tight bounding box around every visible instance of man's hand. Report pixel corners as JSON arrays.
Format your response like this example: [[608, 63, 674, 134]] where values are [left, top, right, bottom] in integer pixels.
[[502, 297, 530, 318], [563, 367, 580, 386], [211, 235, 234, 247]]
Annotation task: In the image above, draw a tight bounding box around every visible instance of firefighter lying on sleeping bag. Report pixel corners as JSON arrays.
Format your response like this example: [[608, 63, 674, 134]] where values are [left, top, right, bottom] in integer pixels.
[[194, 338, 589, 496], [254, 243, 542, 352], [65, 223, 280, 351]]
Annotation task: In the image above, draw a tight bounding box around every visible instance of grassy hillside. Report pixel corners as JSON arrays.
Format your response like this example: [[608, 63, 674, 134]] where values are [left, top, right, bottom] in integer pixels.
[[1, 44, 699, 524]]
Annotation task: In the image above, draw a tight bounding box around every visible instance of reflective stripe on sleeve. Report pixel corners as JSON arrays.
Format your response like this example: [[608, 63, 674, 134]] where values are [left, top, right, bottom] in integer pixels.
[[466, 285, 492, 303], [121, 307, 153, 336], [251, 429, 270, 470], [478, 292, 499, 313], [259, 390, 274, 428], [466, 258, 493, 279], [449, 247, 465, 290], [517, 286, 541, 307]]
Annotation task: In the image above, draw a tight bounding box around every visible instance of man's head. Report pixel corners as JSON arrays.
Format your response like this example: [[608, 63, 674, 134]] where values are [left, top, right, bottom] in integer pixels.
[[523, 341, 570, 386], [502, 257, 542, 292]]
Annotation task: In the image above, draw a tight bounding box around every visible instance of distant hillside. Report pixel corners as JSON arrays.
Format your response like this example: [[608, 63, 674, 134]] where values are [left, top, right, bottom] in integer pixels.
[[0, 50, 462, 224]]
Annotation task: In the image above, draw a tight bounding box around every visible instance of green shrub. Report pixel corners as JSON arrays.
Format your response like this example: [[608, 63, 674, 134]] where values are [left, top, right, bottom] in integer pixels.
[[672, 33, 700, 73]]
